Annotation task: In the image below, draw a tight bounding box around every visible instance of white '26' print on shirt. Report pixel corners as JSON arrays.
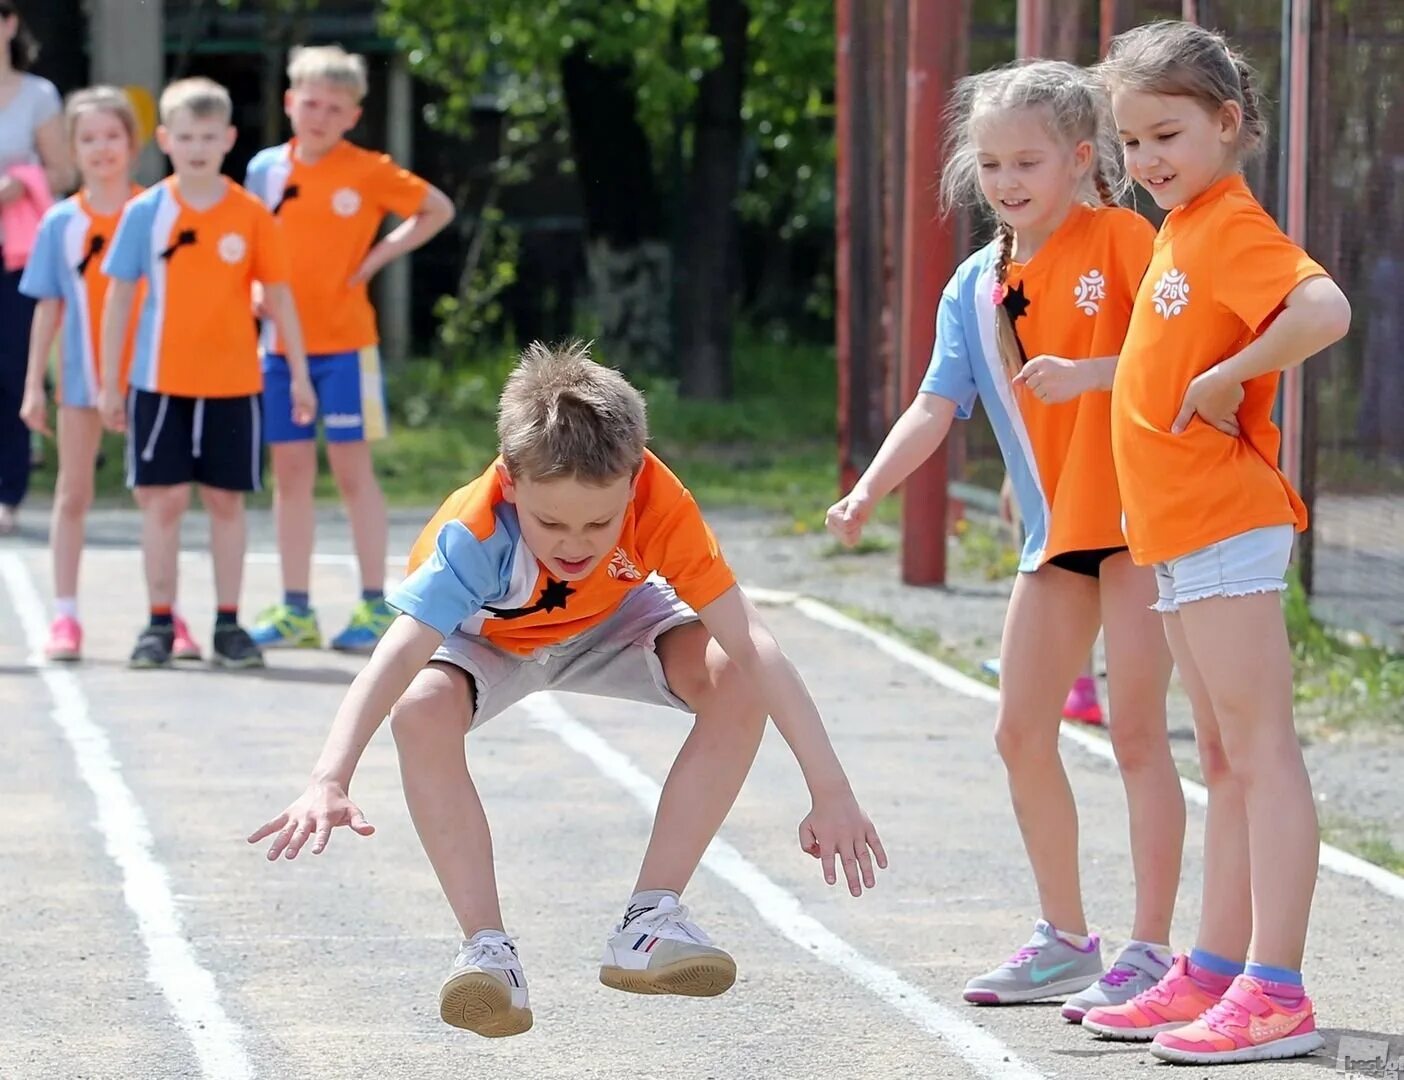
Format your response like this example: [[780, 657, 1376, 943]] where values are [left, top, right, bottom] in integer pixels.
[[1073, 269, 1105, 315], [1152, 268, 1190, 317]]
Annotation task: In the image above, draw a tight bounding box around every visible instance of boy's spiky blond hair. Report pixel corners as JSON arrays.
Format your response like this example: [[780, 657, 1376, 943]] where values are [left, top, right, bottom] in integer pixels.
[[287, 45, 369, 102], [159, 77, 232, 125], [497, 341, 649, 484]]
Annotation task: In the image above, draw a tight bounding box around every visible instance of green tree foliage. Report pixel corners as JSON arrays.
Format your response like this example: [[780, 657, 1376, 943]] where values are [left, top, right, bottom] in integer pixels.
[[379, 0, 837, 319]]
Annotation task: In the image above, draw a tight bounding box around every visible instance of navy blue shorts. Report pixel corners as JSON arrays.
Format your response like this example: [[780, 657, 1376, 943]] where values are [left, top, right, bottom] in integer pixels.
[[126, 389, 264, 492]]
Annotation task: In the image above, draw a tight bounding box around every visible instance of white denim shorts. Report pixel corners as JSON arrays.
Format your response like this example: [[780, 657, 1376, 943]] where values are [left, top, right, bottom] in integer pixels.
[[1152, 524, 1295, 614], [429, 580, 699, 730]]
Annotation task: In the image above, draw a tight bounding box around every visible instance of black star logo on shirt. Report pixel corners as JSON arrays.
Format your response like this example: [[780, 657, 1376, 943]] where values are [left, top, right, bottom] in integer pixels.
[[75, 233, 106, 275], [483, 577, 577, 620], [273, 184, 300, 215], [1001, 281, 1031, 323]]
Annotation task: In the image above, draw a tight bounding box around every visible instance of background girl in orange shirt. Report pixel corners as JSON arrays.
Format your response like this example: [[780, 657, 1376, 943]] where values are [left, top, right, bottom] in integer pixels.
[[1084, 22, 1352, 1065], [827, 60, 1184, 1022], [17, 88, 196, 663]]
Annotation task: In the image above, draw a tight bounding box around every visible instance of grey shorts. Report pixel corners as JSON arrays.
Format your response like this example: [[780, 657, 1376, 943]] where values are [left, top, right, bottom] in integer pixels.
[[430, 581, 700, 730]]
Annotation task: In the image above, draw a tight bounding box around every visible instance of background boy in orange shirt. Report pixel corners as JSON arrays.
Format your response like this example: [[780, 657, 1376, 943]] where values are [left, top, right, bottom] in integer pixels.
[[244, 45, 454, 654], [99, 77, 315, 669]]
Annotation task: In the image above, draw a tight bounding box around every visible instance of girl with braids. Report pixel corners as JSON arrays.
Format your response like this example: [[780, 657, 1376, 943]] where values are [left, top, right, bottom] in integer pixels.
[[826, 59, 1184, 1020], [1082, 23, 1350, 1065]]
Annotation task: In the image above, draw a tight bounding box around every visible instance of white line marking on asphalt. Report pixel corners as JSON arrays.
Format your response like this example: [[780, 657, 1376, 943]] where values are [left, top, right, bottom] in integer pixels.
[[37, 543, 1404, 902], [525, 694, 1047, 1080], [786, 594, 1404, 903], [0, 552, 255, 1080]]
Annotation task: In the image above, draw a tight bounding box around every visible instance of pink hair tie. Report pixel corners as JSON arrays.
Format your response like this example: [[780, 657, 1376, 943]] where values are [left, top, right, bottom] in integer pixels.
[[992, 282, 1008, 306]]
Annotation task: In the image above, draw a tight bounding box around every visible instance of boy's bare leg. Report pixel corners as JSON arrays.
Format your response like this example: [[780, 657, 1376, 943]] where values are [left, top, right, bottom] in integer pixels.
[[200, 486, 247, 610], [390, 663, 506, 937], [328, 441, 388, 595], [134, 484, 191, 608], [632, 621, 767, 895], [270, 442, 318, 596]]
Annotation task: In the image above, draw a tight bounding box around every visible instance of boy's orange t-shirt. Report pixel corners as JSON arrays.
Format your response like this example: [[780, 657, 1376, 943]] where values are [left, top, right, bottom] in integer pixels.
[[1003, 203, 1155, 561], [244, 139, 429, 354], [1111, 174, 1326, 565], [103, 178, 290, 398], [390, 451, 737, 656]]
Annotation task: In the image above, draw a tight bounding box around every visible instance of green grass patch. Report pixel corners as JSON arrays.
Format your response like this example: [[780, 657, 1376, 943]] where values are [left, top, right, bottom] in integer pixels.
[[1320, 817, 1404, 876], [371, 332, 855, 521], [952, 517, 1020, 581], [1285, 571, 1404, 733], [830, 602, 997, 687]]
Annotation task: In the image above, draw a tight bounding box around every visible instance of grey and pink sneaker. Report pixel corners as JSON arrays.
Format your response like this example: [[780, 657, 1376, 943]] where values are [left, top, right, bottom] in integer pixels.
[[1062, 941, 1171, 1022], [963, 919, 1103, 1005]]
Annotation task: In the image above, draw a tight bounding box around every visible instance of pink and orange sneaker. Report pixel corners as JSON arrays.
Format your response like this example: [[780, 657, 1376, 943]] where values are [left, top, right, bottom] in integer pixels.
[[1081, 954, 1221, 1040], [44, 615, 82, 662], [171, 614, 203, 662], [1150, 973, 1324, 1065]]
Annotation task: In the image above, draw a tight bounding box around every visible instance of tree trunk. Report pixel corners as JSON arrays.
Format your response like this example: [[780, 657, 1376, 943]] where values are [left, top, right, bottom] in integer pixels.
[[676, 0, 749, 400], [560, 47, 671, 375]]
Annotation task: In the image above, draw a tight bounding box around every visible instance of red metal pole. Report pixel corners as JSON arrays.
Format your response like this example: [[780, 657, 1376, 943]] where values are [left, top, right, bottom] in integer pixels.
[[1099, 0, 1118, 57], [1280, 0, 1310, 488], [1017, 0, 1044, 59], [899, 0, 966, 586], [835, 0, 856, 494]]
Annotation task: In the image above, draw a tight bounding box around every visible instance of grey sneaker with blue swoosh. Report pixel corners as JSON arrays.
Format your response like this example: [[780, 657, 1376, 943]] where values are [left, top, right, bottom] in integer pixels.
[[963, 919, 1104, 1004]]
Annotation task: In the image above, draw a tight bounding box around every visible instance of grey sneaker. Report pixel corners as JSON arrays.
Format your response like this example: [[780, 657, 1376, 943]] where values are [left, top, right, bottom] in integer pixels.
[[1062, 941, 1172, 1022], [963, 919, 1104, 1004], [438, 931, 532, 1037], [599, 895, 736, 997], [211, 624, 265, 669], [129, 624, 174, 669]]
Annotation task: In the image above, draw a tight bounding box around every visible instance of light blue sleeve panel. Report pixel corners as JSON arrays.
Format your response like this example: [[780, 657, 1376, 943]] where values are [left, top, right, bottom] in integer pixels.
[[102, 194, 154, 283], [18, 206, 64, 299], [387, 518, 517, 637], [918, 273, 979, 420], [243, 147, 275, 204]]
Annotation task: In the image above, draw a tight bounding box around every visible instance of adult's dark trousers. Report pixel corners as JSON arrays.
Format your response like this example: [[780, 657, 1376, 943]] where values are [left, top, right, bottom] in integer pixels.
[[0, 259, 36, 509]]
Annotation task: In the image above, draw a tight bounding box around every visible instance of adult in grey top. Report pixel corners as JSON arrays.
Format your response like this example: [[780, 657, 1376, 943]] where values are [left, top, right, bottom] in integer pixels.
[[0, 0, 70, 531]]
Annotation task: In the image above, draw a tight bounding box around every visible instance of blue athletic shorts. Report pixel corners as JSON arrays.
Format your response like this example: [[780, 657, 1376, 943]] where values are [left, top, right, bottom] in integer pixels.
[[262, 348, 389, 444]]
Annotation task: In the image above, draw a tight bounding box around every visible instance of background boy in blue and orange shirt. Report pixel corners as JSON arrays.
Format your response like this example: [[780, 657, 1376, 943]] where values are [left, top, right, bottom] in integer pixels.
[[244, 45, 454, 654], [98, 76, 315, 669]]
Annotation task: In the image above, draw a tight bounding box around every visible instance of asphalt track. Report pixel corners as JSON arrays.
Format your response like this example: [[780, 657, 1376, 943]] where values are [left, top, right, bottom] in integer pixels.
[[2, 527, 1400, 1080]]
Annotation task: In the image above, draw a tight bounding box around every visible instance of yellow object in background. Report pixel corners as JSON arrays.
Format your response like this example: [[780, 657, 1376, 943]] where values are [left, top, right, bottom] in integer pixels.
[[124, 85, 157, 145]]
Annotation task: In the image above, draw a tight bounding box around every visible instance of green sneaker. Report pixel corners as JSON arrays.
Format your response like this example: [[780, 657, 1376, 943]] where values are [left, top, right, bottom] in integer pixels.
[[331, 598, 397, 653], [249, 604, 323, 649]]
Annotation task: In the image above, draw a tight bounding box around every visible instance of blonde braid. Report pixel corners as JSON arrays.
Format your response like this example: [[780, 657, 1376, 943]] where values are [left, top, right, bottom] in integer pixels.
[[993, 220, 1025, 380]]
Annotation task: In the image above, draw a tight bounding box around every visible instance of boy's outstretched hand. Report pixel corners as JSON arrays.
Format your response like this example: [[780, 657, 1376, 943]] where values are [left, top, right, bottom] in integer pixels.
[[248, 780, 374, 861], [799, 793, 887, 896]]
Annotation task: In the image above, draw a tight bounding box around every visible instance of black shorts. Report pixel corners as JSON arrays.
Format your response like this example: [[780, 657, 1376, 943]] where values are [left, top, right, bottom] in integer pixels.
[[126, 389, 264, 492], [1045, 546, 1128, 579]]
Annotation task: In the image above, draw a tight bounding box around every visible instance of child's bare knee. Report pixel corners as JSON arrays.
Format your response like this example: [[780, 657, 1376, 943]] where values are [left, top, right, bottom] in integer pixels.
[[1109, 719, 1167, 773], [994, 713, 1055, 766], [201, 487, 244, 519], [138, 485, 189, 523], [391, 671, 470, 744], [54, 475, 94, 517], [1197, 731, 1235, 786]]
